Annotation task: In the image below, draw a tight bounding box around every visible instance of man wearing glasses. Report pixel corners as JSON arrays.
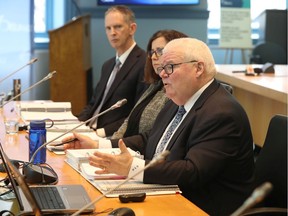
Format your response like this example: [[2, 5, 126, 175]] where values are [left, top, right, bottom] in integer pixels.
[[78, 38, 255, 216]]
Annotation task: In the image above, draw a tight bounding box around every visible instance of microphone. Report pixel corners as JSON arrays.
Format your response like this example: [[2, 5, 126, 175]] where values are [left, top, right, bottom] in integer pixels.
[[22, 99, 128, 185], [231, 182, 273, 216], [0, 71, 56, 108], [28, 98, 127, 164], [71, 150, 170, 216], [110, 98, 128, 110], [0, 58, 38, 84]]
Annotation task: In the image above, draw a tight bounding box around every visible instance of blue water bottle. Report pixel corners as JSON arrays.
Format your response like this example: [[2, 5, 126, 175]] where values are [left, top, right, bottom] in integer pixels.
[[29, 120, 47, 164]]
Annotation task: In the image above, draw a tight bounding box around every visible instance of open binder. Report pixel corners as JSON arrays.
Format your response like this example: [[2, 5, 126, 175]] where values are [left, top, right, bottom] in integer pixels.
[[89, 179, 182, 198], [65, 148, 182, 197]]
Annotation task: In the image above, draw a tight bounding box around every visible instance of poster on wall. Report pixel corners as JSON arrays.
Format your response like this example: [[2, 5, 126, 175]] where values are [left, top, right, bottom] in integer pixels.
[[219, 0, 252, 48]]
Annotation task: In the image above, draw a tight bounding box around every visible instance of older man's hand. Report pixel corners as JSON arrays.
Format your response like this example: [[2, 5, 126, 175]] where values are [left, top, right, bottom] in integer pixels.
[[88, 139, 133, 177]]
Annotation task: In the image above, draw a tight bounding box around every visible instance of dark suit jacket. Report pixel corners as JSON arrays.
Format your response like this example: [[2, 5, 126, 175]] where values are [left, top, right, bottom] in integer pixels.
[[78, 45, 147, 136], [111, 79, 255, 216]]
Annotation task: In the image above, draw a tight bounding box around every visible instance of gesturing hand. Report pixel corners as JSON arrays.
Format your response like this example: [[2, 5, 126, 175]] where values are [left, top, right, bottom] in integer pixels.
[[88, 139, 133, 177]]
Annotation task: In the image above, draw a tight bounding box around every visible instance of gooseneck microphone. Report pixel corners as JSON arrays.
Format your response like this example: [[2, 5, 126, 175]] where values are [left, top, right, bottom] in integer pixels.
[[0, 58, 38, 84], [231, 182, 273, 216], [0, 71, 56, 108], [71, 150, 170, 216], [23, 99, 127, 185], [28, 98, 127, 164]]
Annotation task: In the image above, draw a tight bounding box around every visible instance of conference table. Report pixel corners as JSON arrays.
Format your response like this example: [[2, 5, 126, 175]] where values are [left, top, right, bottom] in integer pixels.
[[215, 64, 288, 147], [0, 107, 208, 215]]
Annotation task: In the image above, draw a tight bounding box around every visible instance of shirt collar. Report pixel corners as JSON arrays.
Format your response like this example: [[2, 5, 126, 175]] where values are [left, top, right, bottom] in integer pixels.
[[116, 42, 136, 65], [184, 78, 214, 112]]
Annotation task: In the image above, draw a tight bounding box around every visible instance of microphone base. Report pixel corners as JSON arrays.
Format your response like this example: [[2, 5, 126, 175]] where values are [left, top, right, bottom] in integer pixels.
[[22, 163, 58, 185]]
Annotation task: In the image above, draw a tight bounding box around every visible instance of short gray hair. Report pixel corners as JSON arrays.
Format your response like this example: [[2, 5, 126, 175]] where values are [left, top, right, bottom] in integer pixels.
[[164, 38, 217, 77], [105, 5, 136, 24]]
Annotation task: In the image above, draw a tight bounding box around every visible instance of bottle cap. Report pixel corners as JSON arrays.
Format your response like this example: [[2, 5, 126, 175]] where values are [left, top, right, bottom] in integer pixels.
[[30, 120, 46, 129]]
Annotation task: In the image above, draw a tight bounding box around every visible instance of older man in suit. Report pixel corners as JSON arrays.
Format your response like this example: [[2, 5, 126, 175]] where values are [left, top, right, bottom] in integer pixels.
[[78, 5, 147, 137], [72, 38, 255, 216]]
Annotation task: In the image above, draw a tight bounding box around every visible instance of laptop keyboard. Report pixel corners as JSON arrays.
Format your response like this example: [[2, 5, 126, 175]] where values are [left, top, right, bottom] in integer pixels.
[[30, 187, 66, 209]]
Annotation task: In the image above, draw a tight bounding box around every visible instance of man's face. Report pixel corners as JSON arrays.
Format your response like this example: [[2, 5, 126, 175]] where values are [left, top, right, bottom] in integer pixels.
[[160, 49, 199, 105], [105, 11, 135, 53]]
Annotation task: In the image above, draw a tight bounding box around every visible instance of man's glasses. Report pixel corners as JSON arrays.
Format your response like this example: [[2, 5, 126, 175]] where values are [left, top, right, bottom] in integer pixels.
[[156, 60, 198, 75], [148, 47, 164, 58]]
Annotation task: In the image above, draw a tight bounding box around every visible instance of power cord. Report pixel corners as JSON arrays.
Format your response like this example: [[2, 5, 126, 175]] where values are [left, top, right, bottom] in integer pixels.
[[36, 162, 58, 185], [0, 210, 15, 216], [22, 162, 59, 185], [1, 160, 59, 185], [0, 176, 14, 199]]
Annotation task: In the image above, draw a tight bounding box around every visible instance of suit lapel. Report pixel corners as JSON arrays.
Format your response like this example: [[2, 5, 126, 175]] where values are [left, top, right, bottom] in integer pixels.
[[146, 102, 178, 159], [103, 45, 142, 104], [155, 80, 219, 152], [91, 59, 115, 111], [164, 108, 193, 151]]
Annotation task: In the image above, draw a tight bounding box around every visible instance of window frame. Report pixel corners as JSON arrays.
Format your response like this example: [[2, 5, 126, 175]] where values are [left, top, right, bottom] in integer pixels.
[[207, 0, 287, 47]]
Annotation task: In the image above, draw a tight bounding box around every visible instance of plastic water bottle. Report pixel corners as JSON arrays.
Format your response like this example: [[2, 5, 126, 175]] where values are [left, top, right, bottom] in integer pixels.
[[29, 120, 47, 164]]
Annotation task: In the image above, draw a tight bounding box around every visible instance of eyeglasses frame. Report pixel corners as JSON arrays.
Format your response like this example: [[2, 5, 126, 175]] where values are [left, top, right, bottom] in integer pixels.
[[156, 60, 198, 75], [148, 47, 164, 58]]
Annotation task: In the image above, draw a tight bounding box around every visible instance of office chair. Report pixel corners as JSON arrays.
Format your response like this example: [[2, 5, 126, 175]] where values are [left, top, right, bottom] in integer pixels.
[[250, 42, 287, 64], [242, 114, 288, 216], [219, 82, 233, 94]]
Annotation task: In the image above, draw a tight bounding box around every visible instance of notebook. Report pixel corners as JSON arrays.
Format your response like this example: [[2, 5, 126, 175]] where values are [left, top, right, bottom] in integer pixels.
[[0, 143, 94, 215]]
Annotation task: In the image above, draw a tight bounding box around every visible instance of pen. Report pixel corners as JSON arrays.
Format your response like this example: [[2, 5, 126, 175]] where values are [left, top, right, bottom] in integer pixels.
[[52, 138, 79, 146], [232, 70, 246, 73]]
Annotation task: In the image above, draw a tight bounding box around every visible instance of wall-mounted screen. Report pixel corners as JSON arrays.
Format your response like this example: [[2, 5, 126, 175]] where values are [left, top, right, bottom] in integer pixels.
[[98, 0, 200, 6]]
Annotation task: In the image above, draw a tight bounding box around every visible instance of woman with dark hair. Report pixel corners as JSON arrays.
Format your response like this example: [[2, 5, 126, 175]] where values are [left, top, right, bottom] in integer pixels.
[[111, 29, 188, 139], [63, 29, 188, 149]]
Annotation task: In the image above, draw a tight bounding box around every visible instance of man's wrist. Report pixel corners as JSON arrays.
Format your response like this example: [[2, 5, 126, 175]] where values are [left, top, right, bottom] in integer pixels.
[[128, 157, 145, 181]]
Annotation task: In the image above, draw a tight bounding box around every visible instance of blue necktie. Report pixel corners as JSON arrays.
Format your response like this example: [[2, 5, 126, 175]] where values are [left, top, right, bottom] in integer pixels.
[[154, 106, 186, 158]]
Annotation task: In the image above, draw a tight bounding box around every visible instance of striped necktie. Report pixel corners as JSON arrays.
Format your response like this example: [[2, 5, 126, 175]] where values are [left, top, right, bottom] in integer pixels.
[[154, 106, 186, 158], [89, 59, 121, 128]]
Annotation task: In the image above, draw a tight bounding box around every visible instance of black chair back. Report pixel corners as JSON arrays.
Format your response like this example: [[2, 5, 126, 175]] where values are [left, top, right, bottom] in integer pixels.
[[250, 42, 287, 64], [220, 82, 233, 94], [254, 114, 287, 208]]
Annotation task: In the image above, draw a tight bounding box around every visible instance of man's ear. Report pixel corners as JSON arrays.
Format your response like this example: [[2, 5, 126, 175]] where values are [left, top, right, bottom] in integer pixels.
[[130, 23, 137, 35], [195, 62, 204, 77]]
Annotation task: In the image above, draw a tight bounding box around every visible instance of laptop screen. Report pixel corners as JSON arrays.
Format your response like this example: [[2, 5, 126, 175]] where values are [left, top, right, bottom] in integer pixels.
[[0, 142, 42, 215]]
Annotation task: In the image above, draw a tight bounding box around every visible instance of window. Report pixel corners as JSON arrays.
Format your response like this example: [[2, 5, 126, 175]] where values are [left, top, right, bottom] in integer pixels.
[[207, 0, 286, 45], [34, 0, 65, 48]]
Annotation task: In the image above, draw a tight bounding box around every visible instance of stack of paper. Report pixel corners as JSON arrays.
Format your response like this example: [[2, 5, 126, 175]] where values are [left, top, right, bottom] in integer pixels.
[[47, 123, 92, 133], [20, 101, 78, 122], [66, 149, 95, 170], [20, 101, 71, 112], [19, 101, 100, 151], [66, 148, 140, 180]]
